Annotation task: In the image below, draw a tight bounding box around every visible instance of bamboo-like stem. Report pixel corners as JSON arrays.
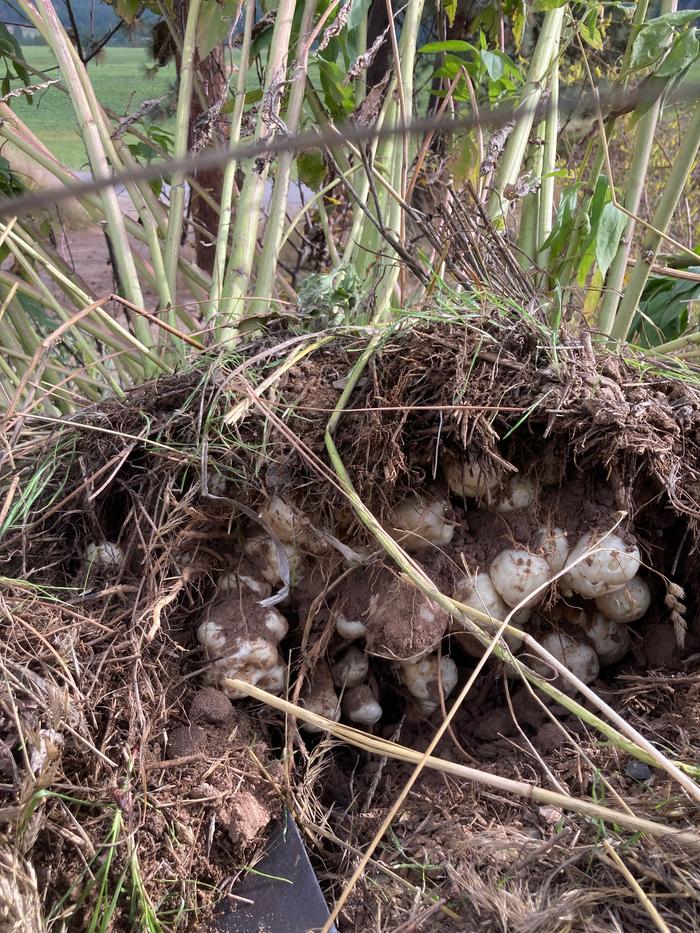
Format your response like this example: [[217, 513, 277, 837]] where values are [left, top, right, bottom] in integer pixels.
[[597, 0, 676, 337], [516, 130, 543, 268], [610, 101, 700, 343], [251, 0, 319, 321], [230, 680, 700, 851], [537, 61, 559, 281], [163, 0, 204, 305], [355, 11, 368, 104], [487, 7, 565, 222], [218, 0, 298, 334], [25, 0, 145, 319], [207, 0, 255, 319]]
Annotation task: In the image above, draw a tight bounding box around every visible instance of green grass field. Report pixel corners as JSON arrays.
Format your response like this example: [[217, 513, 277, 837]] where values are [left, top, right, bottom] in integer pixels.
[[13, 46, 176, 168]]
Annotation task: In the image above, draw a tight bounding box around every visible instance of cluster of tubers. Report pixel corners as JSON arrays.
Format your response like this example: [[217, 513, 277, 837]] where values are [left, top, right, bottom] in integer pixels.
[[87, 449, 658, 735]]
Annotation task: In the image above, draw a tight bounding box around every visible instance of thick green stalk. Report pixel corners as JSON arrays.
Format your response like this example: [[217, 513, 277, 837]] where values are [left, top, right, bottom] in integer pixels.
[[207, 0, 255, 318], [251, 0, 319, 319], [355, 12, 368, 104], [163, 0, 204, 302], [611, 102, 700, 343], [26, 0, 144, 315], [597, 0, 676, 336], [487, 7, 565, 222], [537, 62, 559, 281], [219, 0, 298, 333], [516, 129, 543, 268]]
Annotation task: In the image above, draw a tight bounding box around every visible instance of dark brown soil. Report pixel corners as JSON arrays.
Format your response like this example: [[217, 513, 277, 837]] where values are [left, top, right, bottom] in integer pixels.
[[3, 317, 700, 930]]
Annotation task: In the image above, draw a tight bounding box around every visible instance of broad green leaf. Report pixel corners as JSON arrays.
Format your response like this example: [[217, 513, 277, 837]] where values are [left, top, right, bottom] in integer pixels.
[[418, 40, 475, 53], [532, 0, 567, 10], [444, 0, 458, 27], [657, 28, 700, 77], [540, 185, 579, 255], [196, 0, 239, 60], [630, 22, 674, 69], [580, 8, 604, 49], [297, 151, 326, 190], [646, 10, 700, 28], [480, 49, 505, 80], [347, 0, 372, 32], [595, 203, 626, 277], [115, 0, 140, 24]]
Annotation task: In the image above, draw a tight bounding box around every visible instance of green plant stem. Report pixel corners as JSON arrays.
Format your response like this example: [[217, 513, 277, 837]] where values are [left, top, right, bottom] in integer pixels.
[[208, 0, 255, 319], [163, 0, 203, 306], [597, 0, 676, 337], [516, 130, 543, 268], [355, 12, 368, 104], [27, 0, 144, 316], [537, 64, 559, 281], [487, 7, 565, 222], [251, 0, 319, 321], [611, 102, 700, 343], [219, 0, 298, 335]]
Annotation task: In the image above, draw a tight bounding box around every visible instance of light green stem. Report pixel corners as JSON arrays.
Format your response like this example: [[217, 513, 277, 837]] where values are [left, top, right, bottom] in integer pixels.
[[164, 0, 204, 302], [251, 0, 319, 320], [537, 62, 558, 282], [611, 102, 700, 343], [219, 0, 298, 335], [207, 0, 255, 319], [487, 7, 565, 222]]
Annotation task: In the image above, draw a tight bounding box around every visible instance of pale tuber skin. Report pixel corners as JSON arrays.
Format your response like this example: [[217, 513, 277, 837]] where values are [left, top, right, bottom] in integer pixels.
[[454, 571, 523, 654], [301, 663, 341, 733], [197, 600, 289, 700], [400, 654, 458, 715], [391, 492, 454, 552], [341, 684, 382, 726], [535, 526, 570, 576], [217, 570, 271, 599], [243, 535, 304, 588], [595, 575, 650, 623], [259, 495, 327, 556], [492, 475, 537, 513], [443, 453, 499, 501], [584, 612, 632, 665], [85, 541, 123, 570], [334, 612, 367, 641], [563, 532, 641, 599], [332, 646, 369, 687], [490, 549, 551, 609], [531, 631, 600, 694]]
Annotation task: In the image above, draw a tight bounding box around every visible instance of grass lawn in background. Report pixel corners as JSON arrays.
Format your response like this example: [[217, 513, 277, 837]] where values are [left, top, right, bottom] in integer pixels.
[[12, 46, 176, 168]]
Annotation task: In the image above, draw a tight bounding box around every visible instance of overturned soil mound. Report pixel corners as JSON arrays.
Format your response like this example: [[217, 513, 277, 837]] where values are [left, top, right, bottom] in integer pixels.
[[3, 312, 700, 930]]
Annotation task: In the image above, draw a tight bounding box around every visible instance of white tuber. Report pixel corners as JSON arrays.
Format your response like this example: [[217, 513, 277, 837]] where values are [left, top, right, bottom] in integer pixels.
[[400, 654, 458, 715], [217, 571, 271, 599], [334, 612, 367, 641], [85, 541, 123, 570], [243, 535, 304, 588], [260, 495, 327, 556], [531, 631, 600, 693], [564, 532, 641, 599], [535, 526, 570, 576], [391, 492, 454, 551], [197, 598, 289, 700], [443, 453, 499, 500], [492, 475, 537, 513], [490, 549, 551, 609], [584, 612, 632, 665], [332, 646, 369, 687], [341, 684, 382, 726], [453, 571, 523, 655], [301, 663, 341, 733], [595, 576, 650, 623]]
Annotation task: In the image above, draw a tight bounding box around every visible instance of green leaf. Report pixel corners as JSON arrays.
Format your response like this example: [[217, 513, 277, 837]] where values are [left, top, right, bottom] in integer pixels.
[[297, 151, 326, 190], [595, 203, 627, 277], [479, 49, 504, 80], [16, 292, 55, 332], [443, 0, 458, 27], [532, 0, 567, 10], [196, 0, 239, 60], [580, 8, 604, 49], [646, 10, 700, 28], [630, 22, 674, 70], [418, 40, 475, 53], [347, 0, 372, 32], [115, 0, 140, 24], [657, 29, 700, 77], [540, 185, 579, 255]]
